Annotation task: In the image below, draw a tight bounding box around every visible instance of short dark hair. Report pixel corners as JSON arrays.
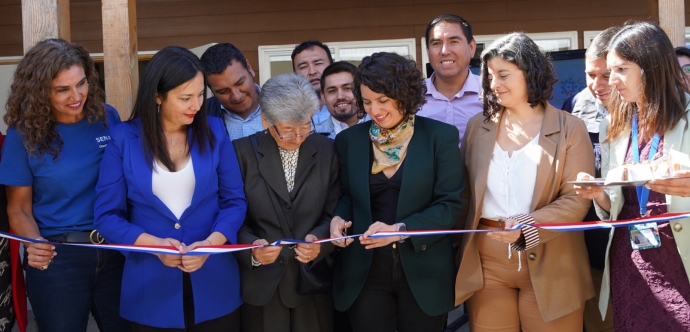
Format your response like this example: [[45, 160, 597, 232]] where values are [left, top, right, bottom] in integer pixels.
[[320, 61, 357, 93], [353, 52, 426, 119], [200, 43, 249, 76], [425, 14, 473, 47], [480, 32, 557, 120], [585, 26, 620, 60], [675, 46, 690, 59], [291, 40, 334, 71], [131, 46, 213, 171]]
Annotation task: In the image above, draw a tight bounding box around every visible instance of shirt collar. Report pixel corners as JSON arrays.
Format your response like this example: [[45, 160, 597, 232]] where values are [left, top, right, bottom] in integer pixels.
[[219, 84, 262, 120], [426, 70, 480, 100]]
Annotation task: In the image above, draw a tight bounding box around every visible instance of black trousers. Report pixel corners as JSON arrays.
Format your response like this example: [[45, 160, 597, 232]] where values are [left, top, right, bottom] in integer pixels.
[[241, 289, 333, 332], [130, 273, 240, 332], [347, 245, 447, 332]]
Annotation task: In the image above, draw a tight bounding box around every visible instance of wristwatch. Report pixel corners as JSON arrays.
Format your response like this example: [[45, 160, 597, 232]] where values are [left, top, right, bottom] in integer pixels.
[[396, 223, 410, 242]]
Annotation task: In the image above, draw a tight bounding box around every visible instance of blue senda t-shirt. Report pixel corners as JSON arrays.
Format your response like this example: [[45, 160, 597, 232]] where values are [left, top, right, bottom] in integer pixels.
[[0, 105, 121, 237]]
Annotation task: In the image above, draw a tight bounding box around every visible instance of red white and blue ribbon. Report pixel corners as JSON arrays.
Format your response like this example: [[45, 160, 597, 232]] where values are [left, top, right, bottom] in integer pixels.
[[5, 212, 690, 255], [368, 212, 690, 238]]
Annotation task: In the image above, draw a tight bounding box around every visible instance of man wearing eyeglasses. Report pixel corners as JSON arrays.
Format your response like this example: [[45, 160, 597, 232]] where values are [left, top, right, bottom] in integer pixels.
[[561, 27, 619, 332]]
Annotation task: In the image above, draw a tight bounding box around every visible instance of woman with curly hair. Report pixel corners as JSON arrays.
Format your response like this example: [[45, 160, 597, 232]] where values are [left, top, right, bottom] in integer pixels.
[[0, 39, 128, 332], [329, 52, 464, 332], [455, 32, 594, 331]]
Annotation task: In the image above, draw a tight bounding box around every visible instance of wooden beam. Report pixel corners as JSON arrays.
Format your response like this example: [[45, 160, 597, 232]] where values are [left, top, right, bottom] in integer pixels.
[[102, 0, 138, 120], [658, 0, 685, 47], [21, 0, 71, 53]]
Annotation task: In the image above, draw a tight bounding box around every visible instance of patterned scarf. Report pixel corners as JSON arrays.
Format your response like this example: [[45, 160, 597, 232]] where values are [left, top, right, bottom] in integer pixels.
[[369, 115, 415, 174]]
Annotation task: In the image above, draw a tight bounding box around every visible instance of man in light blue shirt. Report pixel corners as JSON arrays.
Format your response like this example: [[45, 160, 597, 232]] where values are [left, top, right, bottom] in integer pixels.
[[292, 40, 335, 137], [201, 43, 264, 140], [417, 14, 483, 146], [320, 61, 370, 139]]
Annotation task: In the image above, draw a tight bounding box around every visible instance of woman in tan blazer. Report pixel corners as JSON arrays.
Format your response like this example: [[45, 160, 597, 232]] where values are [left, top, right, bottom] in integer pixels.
[[455, 32, 595, 331]]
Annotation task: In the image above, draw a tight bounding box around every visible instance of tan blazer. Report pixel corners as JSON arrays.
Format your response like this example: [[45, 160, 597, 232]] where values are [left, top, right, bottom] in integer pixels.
[[455, 105, 595, 322]]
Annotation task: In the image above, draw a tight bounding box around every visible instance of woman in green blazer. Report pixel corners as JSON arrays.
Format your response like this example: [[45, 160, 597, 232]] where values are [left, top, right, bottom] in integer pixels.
[[328, 52, 464, 332]]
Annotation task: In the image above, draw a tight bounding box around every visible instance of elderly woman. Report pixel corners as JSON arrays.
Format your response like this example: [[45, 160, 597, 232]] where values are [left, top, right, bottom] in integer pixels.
[[577, 22, 690, 331], [233, 73, 339, 332], [0, 39, 127, 332], [329, 52, 463, 332], [94, 46, 247, 331], [456, 33, 594, 331]]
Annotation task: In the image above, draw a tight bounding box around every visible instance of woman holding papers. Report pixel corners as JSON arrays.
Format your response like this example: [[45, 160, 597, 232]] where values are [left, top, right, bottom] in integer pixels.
[[575, 22, 690, 331], [329, 52, 464, 332], [232, 73, 339, 332], [456, 32, 594, 331], [94, 46, 247, 331]]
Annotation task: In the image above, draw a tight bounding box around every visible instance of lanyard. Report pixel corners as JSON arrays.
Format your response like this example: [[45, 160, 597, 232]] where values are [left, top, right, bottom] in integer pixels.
[[631, 114, 660, 216]]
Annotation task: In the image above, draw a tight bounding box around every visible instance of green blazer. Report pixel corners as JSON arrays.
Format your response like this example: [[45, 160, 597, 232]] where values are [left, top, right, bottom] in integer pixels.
[[332, 116, 464, 316]]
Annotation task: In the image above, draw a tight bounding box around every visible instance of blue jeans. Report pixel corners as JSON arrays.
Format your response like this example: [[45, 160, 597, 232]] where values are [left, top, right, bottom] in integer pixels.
[[24, 244, 129, 332]]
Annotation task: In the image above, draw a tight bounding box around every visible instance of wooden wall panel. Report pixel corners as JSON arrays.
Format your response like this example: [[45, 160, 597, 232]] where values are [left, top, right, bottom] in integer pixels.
[[0, 0, 686, 69]]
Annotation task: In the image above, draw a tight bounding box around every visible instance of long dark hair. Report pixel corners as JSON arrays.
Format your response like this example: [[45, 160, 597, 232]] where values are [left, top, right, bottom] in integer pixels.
[[480, 32, 557, 121], [130, 46, 214, 171], [4, 39, 106, 160], [606, 22, 688, 141]]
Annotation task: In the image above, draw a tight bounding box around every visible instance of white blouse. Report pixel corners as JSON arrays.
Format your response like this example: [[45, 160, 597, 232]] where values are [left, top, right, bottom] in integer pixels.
[[152, 158, 196, 220], [481, 135, 541, 220]]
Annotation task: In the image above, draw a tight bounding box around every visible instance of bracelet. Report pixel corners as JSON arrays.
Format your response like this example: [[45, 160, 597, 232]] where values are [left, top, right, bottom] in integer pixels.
[[396, 223, 410, 242], [251, 252, 262, 267]]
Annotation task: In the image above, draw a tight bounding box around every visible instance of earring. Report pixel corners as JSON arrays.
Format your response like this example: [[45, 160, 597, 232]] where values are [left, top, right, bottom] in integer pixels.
[[157, 104, 160, 114]]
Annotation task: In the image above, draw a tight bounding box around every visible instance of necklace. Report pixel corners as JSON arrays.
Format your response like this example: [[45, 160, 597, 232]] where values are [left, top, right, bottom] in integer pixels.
[[171, 139, 176, 146]]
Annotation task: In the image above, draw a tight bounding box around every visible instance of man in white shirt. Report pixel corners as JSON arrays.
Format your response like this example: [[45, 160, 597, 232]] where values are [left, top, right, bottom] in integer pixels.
[[320, 61, 370, 139], [417, 14, 483, 146], [292, 40, 335, 137]]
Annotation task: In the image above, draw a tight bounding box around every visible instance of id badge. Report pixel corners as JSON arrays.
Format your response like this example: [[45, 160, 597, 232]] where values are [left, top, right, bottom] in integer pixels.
[[628, 222, 661, 250]]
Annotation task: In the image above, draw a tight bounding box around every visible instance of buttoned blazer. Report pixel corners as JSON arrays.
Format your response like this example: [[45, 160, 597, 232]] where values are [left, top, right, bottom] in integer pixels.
[[332, 117, 464, 316], [595, 98, 690, 317], [455, 105, 595, 322], [233, 131, 339, 307], [94, 117, 247, 328]]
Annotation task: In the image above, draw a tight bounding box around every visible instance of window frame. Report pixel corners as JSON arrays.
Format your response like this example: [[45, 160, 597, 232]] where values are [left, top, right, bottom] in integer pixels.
[[257, 38, 417, 85]]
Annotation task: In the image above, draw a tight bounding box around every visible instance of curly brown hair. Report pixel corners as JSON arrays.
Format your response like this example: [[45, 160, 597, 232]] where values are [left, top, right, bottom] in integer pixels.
[[4, 39, 106, 160], [353, 52, 426, 119], [480, 32, 557, 121]]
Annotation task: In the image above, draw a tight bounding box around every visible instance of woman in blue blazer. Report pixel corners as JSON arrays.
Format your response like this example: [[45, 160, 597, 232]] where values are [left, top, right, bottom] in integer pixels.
[[94, 46, 247, 331]]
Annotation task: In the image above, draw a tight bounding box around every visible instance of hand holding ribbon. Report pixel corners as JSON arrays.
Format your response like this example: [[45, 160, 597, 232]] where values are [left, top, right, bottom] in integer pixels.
[[487, 218, 522, 244]]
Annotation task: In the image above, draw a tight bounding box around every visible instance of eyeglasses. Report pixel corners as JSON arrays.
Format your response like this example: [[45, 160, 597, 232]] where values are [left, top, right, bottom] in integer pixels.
[[272, 120, 315, 140], [682, 64, 690, 74]]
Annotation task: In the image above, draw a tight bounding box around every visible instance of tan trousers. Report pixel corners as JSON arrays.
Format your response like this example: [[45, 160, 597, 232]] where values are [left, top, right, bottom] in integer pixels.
[[467, 227, 584, 332], [583, 267, 614, 332]]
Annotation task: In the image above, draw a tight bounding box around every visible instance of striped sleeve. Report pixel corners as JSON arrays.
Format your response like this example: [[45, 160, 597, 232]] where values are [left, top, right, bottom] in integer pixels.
[[509, 213, 539, 251]]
